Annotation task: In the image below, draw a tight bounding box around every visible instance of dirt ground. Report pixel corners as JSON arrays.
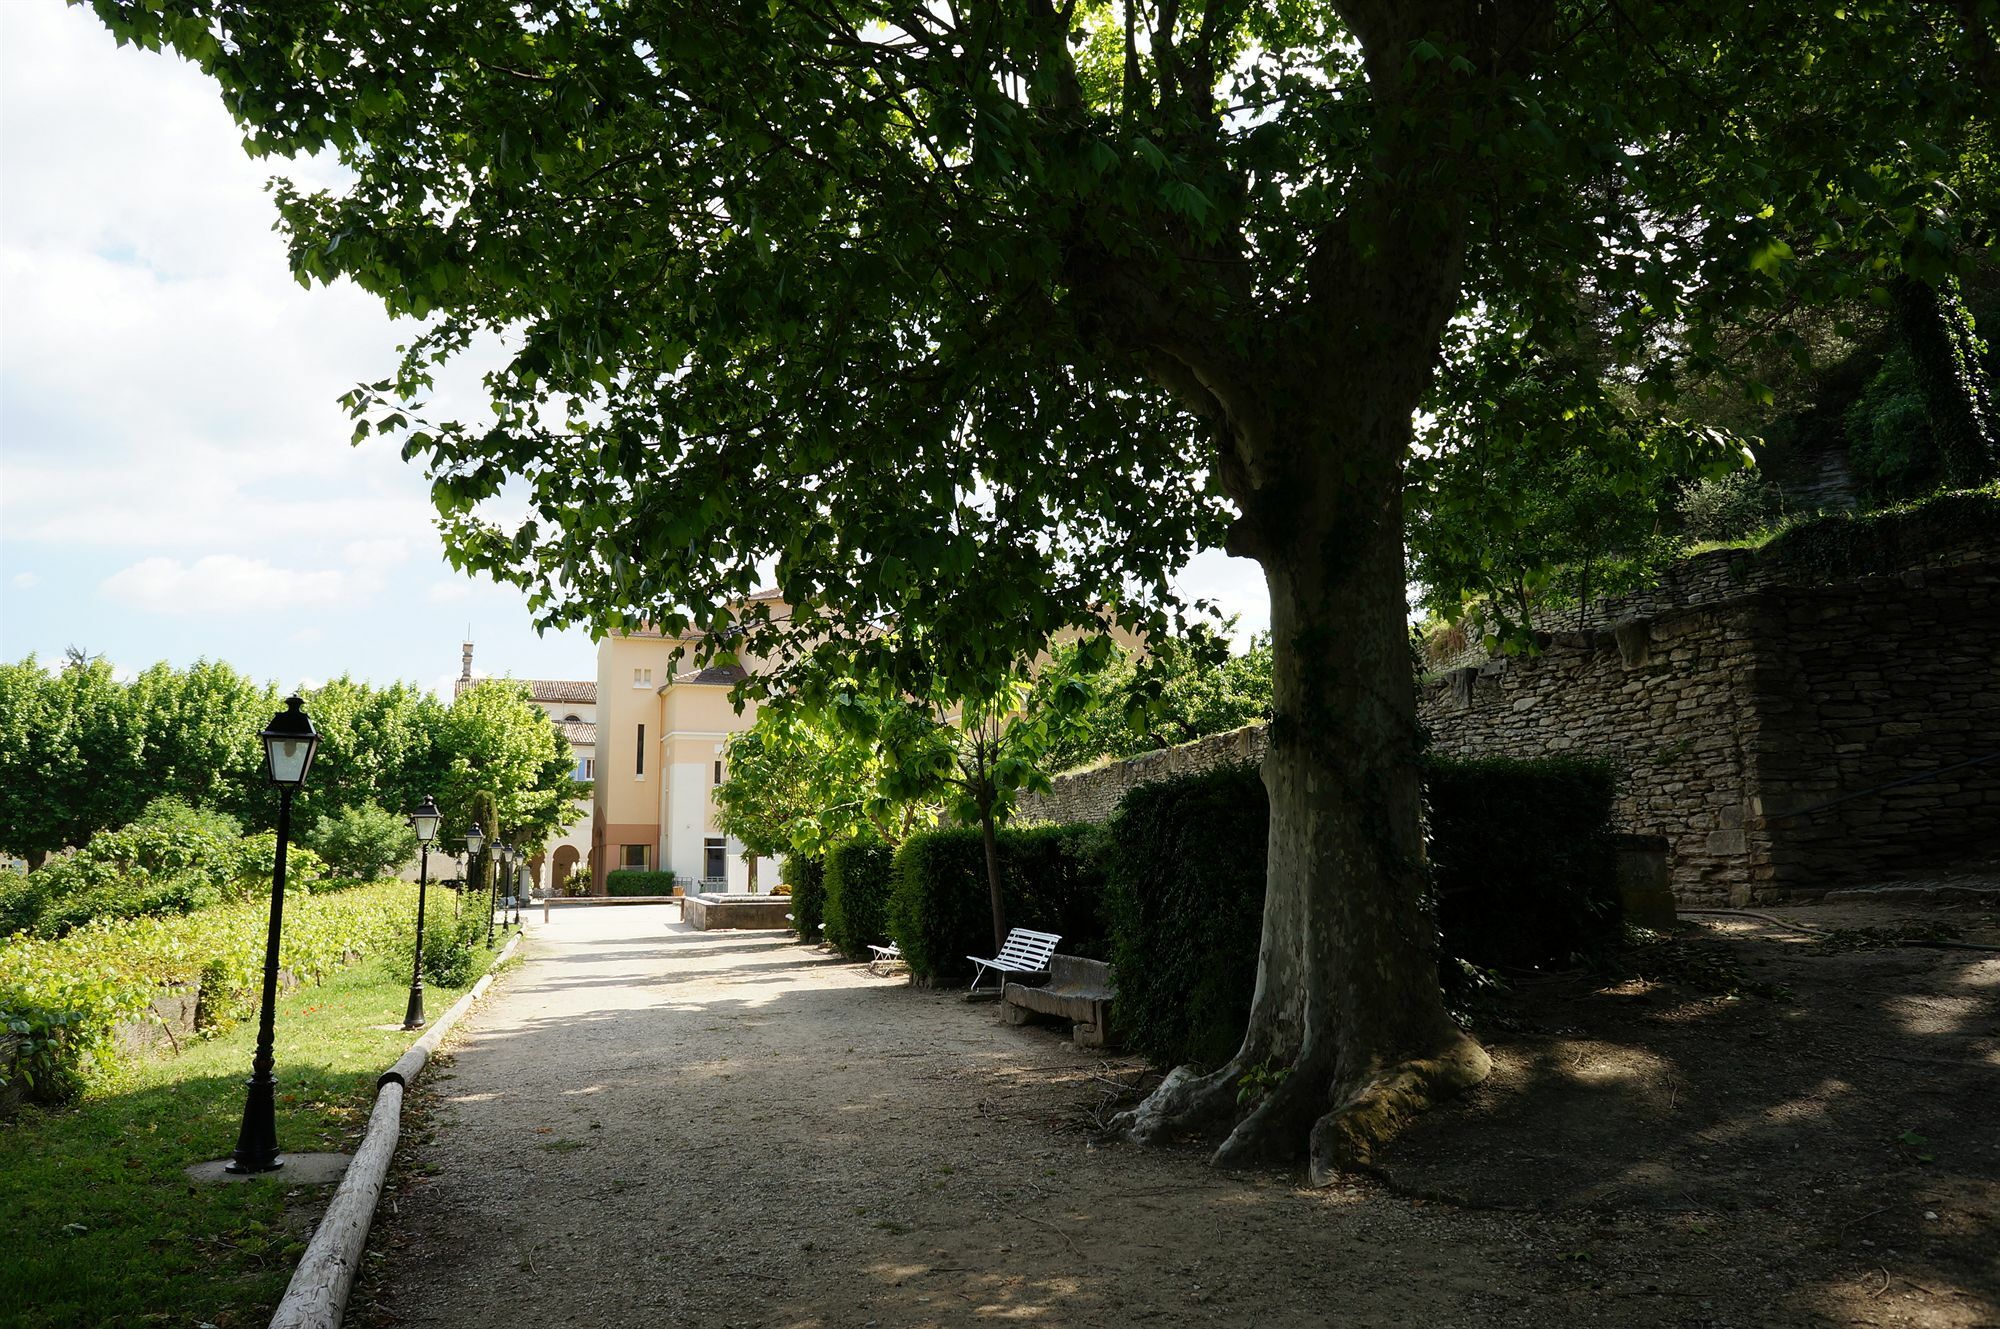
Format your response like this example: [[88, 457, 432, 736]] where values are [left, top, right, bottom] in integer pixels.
[[350, 898, 1998, 1329]]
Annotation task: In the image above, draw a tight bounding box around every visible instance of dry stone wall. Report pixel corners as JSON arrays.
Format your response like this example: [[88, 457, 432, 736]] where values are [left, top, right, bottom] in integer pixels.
[[1017, 723, 1270, 827], [1021, 502, 1999, 907]]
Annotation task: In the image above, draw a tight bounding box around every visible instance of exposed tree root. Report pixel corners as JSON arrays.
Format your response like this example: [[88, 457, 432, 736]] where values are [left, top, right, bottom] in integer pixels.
[[1109, 1055, 1256, 1146], [1306, 1034, 1492, 1186], [1210, 1048, 1336, 1171]]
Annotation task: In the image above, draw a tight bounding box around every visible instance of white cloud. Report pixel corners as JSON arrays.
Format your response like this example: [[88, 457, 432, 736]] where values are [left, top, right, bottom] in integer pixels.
[[427, 580, 475, 603], [8, 572, 38, 590], [102, 554, 362, 615], [1171, 547, 1271, 644]]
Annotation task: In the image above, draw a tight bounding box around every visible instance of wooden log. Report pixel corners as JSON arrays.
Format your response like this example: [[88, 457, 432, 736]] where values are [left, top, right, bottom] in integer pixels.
[[267, 1083, 403, 1329]]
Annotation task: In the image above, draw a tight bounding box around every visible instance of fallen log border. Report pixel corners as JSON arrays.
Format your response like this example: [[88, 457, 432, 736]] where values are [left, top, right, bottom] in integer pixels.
[[267, 928, 523, 1329]]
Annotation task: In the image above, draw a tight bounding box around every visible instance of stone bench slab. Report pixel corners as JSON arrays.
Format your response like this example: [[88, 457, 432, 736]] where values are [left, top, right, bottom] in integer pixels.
[[1002, 954, 1118, 1048]]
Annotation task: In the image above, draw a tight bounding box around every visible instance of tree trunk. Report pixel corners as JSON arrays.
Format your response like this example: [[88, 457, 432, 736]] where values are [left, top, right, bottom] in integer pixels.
[[978, 794, 1006, 955], [1115, 385, 1489, 1183], [25, 849, 46, 872]]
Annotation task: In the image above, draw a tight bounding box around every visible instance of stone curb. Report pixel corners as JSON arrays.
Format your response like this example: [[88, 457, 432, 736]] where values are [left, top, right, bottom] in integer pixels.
[[267, 927, 525, 1329]]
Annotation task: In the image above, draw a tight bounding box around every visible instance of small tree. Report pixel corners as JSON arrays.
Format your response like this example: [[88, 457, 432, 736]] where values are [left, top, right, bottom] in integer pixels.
[[307, 802, 417, 882], [875, 664, 1100, 953], [716, 698, 935, 859]]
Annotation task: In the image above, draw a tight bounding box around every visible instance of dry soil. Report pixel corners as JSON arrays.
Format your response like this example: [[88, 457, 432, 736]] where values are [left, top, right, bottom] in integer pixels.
[[349, 899, 1998, 1329]]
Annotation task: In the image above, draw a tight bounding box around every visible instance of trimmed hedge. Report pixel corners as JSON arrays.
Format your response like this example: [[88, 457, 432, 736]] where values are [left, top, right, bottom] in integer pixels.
[[886, 824, 1109, 984], [782, 854, 826, 941], [1104, 763, 1269, 1069], [1427, 756, 1620, 968], [1105, 755, 1619, 1068], [605, 869, 678, 897], [822, 840, 893, 959]]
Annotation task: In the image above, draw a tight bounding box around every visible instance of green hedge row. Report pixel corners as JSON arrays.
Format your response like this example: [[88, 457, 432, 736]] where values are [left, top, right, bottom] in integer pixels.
[[1106, 755, 1620, 1068], [1427, 756, 1619, 967], [783, 854, 826, 941], [605, 869, 678, 897], [885, 825, 1108, 984], [822, 840, 893, 959]]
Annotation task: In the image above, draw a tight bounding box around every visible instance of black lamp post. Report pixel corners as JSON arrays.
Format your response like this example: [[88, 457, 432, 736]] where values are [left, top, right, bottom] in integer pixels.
[[508, 851, 525, 929], [462, 821, 485, 922], [226, 695, 320, 1175], [487, 840, 507, 947], [402, 795, 442, 1031]]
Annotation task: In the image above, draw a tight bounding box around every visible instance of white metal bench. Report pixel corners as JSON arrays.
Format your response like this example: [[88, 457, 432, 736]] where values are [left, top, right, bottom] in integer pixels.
[[968, 928, 1061, 994], [866, 942, 903, 974]]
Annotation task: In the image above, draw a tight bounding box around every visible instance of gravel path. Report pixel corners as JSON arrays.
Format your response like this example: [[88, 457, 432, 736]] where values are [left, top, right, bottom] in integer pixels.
[[352, 904, 1995, 1329]]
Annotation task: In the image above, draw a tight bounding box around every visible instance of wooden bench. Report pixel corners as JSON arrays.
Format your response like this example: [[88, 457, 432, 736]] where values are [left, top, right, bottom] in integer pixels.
[[1003, 954, 1118, 1047], [968, 928, 1060, 995]]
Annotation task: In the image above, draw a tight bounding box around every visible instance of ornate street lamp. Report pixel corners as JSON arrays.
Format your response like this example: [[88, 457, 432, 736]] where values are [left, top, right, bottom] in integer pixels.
[[402, 796, 442, 1031], [508, 851, 525, 929], [463, 822, 486, 923], [226, 695, 320, 1175], [487, 840, 508, 947]]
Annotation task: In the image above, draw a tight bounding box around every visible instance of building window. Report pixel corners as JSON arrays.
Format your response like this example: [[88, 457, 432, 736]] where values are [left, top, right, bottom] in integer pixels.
[[713, 758, 723, 784], [583, 757, 594, 779], [703, 838, 726, 882], [622, 844, 650, 870], [632, 667, 652, 687], [635, 724, 645, 777], [573, 755, 594, 782]]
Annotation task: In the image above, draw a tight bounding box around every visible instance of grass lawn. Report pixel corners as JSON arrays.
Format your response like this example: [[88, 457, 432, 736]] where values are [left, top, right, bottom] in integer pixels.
[[0, 930, 510, 1329]]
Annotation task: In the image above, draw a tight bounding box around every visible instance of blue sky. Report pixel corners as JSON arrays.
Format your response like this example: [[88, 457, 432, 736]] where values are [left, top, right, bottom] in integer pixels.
[[0, 3, 1269, 696]]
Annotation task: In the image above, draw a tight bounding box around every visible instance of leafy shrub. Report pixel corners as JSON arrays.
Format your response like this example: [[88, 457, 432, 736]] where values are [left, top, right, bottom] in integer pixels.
[[783, 854, 826, 940], [1103, 763, 1269, 1069], [1426, 756, 1620, 969], [399, 895, 489, 988], [605, 869, 677, 896], [886, 824, 1110, 984], [1103, 756, 1621, 1068], [6, 799, 279, 937], [1678, 470, 1780, 542], [822, 839, 893, 959], [2, 1001, 101, 1105], [231, 832, 328, 893], [1843, 349, 1941, 505], [559, 868, 592, 897], [307, 802, 416, 882]]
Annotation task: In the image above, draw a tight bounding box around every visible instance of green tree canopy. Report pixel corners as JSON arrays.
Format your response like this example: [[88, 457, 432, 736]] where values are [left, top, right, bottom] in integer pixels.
[[91, 0, 1998, 1177]]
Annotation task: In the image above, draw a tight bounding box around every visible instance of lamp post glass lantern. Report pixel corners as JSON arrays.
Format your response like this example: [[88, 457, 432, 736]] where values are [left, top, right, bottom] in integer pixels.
[[227, 695, 320, 1174], [403, 795, 442, 1030], [462, 823, 485, 921], [487, 839, 507, 946]]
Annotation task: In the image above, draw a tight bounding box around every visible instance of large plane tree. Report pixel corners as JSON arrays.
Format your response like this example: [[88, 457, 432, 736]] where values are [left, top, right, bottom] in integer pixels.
[[91, 0, 1993, 1178]]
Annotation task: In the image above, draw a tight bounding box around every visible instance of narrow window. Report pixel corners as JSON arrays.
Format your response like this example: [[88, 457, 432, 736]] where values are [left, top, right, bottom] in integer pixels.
[[636, 724, 645, 776], [713, 759, 723, 783], [703, 838, 726, 882]]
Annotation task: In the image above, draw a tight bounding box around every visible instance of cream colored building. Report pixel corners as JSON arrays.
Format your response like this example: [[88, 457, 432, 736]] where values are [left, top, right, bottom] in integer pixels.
[[456, 643, 596, 892], [590, 606, 779, 895]]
